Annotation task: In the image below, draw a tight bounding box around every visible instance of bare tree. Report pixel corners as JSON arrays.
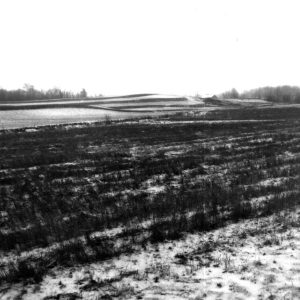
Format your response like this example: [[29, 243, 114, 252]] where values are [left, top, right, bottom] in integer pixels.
[[80, 88, 87, 98]]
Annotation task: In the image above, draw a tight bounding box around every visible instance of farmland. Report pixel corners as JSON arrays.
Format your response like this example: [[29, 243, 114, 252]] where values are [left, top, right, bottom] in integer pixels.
[[0, 94, 274, 129], [0, 105, 299, 299]]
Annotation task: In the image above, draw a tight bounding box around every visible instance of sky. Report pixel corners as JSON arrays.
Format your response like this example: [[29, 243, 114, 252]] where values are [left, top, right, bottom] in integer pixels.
[[0, 0, 300, 96]]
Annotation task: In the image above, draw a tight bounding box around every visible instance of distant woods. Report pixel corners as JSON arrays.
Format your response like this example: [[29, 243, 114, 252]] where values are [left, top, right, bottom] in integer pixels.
[[0, 84, 89, 102], [220, 86, 300, 103], [2, 84, 300, 104]]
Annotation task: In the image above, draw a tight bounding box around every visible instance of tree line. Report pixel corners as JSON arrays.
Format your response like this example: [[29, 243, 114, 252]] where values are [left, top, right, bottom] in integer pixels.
[[219, 85, 300, 103], [0, 84, 88, 102]]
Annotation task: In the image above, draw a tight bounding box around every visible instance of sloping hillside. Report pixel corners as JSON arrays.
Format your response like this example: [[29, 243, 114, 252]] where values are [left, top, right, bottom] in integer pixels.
[[0, 94, 276, 129], [89, 94, 205, 112], [0, 94, 203, 112]]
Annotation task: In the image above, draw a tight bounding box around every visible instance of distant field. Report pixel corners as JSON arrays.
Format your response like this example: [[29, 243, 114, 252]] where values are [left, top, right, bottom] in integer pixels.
[[1, 92, 298, 132], [0, 108, 159, 129], [0, 94, 279, 129], [0, 94, 203, 129]]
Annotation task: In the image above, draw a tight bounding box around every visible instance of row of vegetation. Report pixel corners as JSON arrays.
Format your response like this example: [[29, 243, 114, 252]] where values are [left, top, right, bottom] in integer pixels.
[[172, 106, 300, 120], [220, 85, 300, 103], [0, 84, 89, 103], [2, 84, 300, 104]]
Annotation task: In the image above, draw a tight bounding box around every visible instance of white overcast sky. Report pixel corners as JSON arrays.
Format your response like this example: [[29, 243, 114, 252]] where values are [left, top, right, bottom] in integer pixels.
[[0, 0, 299, 96]]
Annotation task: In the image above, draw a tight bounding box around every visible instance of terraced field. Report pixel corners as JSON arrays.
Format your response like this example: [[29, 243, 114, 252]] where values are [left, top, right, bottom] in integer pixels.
[[0, 94, 272, 129]]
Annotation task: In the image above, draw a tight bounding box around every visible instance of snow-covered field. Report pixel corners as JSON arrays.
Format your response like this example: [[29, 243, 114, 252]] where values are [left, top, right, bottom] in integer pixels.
[[0, 93, 278, 129], [0, 108, 157, 129], [0, 94, 203, 129], [1, 110, 299, 300], [1, 208, 299, 300]]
